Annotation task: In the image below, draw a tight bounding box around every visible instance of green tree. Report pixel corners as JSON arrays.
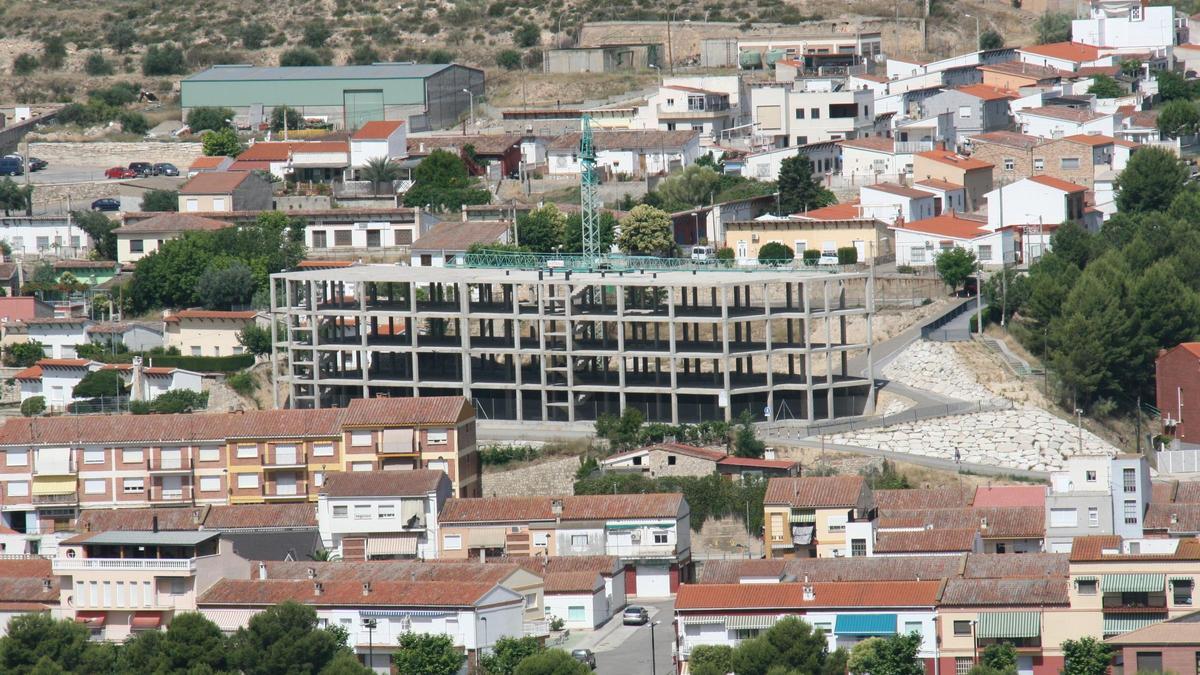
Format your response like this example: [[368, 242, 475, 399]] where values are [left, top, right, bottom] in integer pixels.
[[107, 23, 136, 53], [73, 369, 126, 399], [982, 266, 1030, 323], [1061, 637, 1114, 675], [513, 649, 590, 675], [148, 389, 210, 414], [1120, 58, 1143, 78], [4, 341, 45, 367], [1049, 252, 1132, 406], [19, 396, 45, 417], [73, 210, 118, 260], [731, 617, 845, 675], [119, 612, 231, 673], [0, 613, 98, 672], [655, 165, 722, 211], [1034, 12, 1072, 44], [778, 155, 835, 214], [188, 106, 236, 133], [280, 46, 326, 67], [320, 651, 375, 674], [758, 241, 794, 263], [1116, 146, 1189, 213], [143, 189, 179, 212], [689, 645, 735, 675], [203, 127, 244, 157], [847, 637, 883, 674], [362, 156, 402, 192], [935, 247, 977, 293], [347, 43, 380, 65], [303, 22, 333, 48], [241, 23, 269, 49], [980, 643, 1017, 673], [270, 105, 304, 132], [517, 204, 568, 252], [1156, 69, 1197, 102], [0, 179, 33, 216], [402, 149, 492, 211], [481, 636, 544, 675], [393, 632, 464, 675], [734, 410, 766, 458], [979, 30, 1004, 49], [513, 23, 541, 48], [564, 210, 617, 253], [12, 53, 38, 76], [41, 36, 67, 70], [1087, 74, 1122, 98], [118, 111, 149, 135], [142, 43, 186, 75], [617, 204, 673, 254], [239, 323, 273, 356], [228, 601, 350, 675], [1126, 260, 1200, 395], [1157, 99, 1200, 138], [497, 49, 522, 70], [594, 407, 644, 450], [195, 260, 256, 309], [867, 632, 925, 675], [84, 52, 113, 76]]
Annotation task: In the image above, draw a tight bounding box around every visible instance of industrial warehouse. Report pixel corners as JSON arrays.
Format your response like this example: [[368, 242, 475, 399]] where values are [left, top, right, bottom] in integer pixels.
[[268, 265, 876, 425]]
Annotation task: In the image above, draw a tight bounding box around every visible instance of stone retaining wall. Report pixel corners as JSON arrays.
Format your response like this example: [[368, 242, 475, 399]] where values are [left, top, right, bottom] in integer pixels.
[[481, 455, 583, 497]]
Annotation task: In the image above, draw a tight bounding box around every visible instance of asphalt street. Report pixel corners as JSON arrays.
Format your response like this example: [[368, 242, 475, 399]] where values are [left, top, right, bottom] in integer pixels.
[[593, 600, 675, 675]]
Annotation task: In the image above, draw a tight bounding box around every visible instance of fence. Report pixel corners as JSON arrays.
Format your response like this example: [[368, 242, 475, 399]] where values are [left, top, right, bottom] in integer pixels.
[[757, 398, 1015, 439], [921, 299, 974, 341], [63, 396, 131, 416]]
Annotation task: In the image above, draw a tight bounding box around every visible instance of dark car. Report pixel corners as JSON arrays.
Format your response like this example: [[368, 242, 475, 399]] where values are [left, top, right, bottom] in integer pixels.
[[570, 649, 596, 670], [28, 157, 47, 171], [622, 606, 649, 625], [153, 162, 179, 176], [91, 198, 120, 212], [0, 158, 23, 176], [128, 162, 154, 177]]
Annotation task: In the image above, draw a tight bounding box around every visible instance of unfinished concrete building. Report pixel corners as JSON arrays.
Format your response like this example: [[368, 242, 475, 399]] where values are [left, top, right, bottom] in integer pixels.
[[269, 266, 875, 424]]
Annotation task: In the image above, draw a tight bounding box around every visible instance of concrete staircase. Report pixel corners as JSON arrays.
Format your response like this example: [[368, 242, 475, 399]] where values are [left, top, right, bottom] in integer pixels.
[[977, 336, 1041, 377]]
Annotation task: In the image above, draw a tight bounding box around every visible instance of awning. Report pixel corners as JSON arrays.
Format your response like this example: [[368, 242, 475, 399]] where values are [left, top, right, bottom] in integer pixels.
[[1104, 614, 1164, 635], [74, 612, 105, 626], [31, 476, 76, 496], [361, 610, 449, 618], [1170, 576, 1194, 584], [131, 612, 162, 630], [724, 615, 780, 630], [1102, 574, 1165, 593], [790, 512, 816, 524], [835, 614, 897, 636], [1074, 576, 1098, 582], [679, 616, 726, 626], [792, 525, 815, 545], [381, 428, 414, 454], [977, 612, 1041, 639], [203, 608, 262, 632], [469, 529, 507, 548], [366, 534, 418, 557]]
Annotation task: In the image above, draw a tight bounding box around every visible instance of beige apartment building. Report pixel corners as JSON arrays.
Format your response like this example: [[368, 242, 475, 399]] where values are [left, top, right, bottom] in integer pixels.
[[163, 309, 259, 357], [913, 150, 994, 211], [724, 209, 891, 262]]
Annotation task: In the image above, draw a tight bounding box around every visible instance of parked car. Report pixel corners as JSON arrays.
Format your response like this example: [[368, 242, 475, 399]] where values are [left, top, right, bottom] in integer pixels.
[[0, 157, 23, 176], [27, 157, 47, 171], [91, 198, 120, 212], [622, 606, 649, 626], [570, 649, 596, 669], [128, 162, 154, 177], [104, 166, 136, 179], [817, 250, 840, 265], [153, 162, 179, 176]]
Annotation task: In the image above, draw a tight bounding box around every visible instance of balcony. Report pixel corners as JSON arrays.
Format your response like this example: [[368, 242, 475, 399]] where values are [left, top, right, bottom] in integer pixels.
[[262, 482, 308, 500], [148, 485, 193, 504], [53, 558, 196, 572], [605, 543, 677, 559], [148, 457, 192, 473], [33, 493, 78, 506], [263, 448, 307, 469]]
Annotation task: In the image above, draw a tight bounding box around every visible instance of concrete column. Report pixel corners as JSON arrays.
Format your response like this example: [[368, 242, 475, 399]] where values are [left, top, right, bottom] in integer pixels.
[[359, 281, 369, 401], [459, 281, 472, 404], [410, 280, 420, 399], [864, 270, 877, 415], [565, 281, 576, 423], [270, 276, 280, 409], [538, 279, 548, 423], [512, 281, 523, 422], [720, 284, 731, 423], [616, 281, 627, 413], [803, 279, 814, 423], [763, 281, 773, 422], [308, 280, 322, 408], [668, 285, 679, 425], [823, 280, 834, 420]]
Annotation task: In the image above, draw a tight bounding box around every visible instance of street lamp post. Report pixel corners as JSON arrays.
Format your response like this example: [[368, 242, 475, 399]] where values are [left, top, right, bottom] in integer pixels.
[[649, 63, 661, 85], [964, 13, 980, 50], [667, 7, 686, 76], [461, 88, 475, 129], [481, 616, 488, 654], [362, 618, 377, 671], [649, 620, 661, 675]]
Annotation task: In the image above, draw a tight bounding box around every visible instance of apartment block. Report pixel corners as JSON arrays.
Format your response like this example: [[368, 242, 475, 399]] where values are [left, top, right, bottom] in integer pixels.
[[751, 79, 875, 148], [1045, 455, 1151, 552], [316, 469, 451, 560]]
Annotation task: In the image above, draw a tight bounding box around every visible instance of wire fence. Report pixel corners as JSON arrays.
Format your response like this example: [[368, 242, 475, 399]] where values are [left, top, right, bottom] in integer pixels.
[[62, 396, 130, 415]]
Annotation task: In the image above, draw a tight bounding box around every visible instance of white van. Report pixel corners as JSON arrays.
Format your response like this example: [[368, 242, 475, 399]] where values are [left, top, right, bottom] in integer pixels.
[[690, 245, 715, 261], [817, 250, 840, 265]]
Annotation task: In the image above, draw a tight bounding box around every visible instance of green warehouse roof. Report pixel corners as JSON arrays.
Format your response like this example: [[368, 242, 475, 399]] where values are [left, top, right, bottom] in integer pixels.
[[185, 63, 466, 82]]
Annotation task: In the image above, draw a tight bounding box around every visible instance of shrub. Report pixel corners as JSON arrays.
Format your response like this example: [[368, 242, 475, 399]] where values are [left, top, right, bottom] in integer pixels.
[[803, 248, 821, 264], [757, 241, 794, 263], [187, 106, 235, 133], [549, 617, 565, 631], [227, 371, 258, 396], [41, 36, 67, 70], [496, 49, 521, 70], [4, 341, 45, 367], [427, 49, 454, 64], [241, 23, 269, 49], [479, 445, 541, 466], [84, 52, 113, 76], [279, 46, 325, 67], [716, 247, 735, 260], [107, 22, 136, 53], [118, 111, 149, 135], [20, 396, 45, 417], [513, 23, 540, 48], [897, 264, 917, 274], [147, 389, 210, 413], [302, 22, 332, 48], [142, 43, 186, 75], [12, 53, 38, 76], [837, 246, 858, 264]]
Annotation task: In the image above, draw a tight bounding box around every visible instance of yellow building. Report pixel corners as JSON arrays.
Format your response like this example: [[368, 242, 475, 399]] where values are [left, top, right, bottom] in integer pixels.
[[723, 205, 891, 263], [163, 309, 259, 357], [763, 475, 875, 559]]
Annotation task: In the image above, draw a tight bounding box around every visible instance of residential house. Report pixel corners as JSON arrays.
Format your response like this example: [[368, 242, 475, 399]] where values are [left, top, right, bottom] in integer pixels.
[[163, 309, 259, 357], [20, 317, 94, 359], [113, 213, 231, 264], [52, 261, 120, 288], [891, 212, 1015, 267], [303, 208, 430, 255], [232, 141, 350, 182], [971, 131, 1122, 189], [410, 221, 511, 268], [985, 176, 1088, 233], [918, 85, 1017, 145], [349, 120, 408, 179], [839, 137, 913, 180], [1105, 610, 1200, 674], [723, 208, 891, 263], [873, 529, 982, 556], [14, 359, 203, 410], [0, 264, 20, 299], [913, 150, 994, 210], [437, 493, 691, 597], [1158, 344, 1200, 444], [1117, 109, 1171, 148], [978, 62, 1063, 90], [85, 323, 165, 353], [762, 476, 876, 559], [715, 457, 802, 482], [749, 79, 875, 148], [55, 530, 252, 641], [876, 507, 1046, 554], [546, 130, 701, 177], [1072, 1, 1176, 58], [187, 155, 233, 176], [406, 134, 524, 178], [1045, 455, 1152, 552], [1018, 42, 1112, 73], [178, 172, 273, 213], [635, 85, 736, 142], [544, 571, 608, 629], [859, 183, 937, 223], [0, 297, 54, 323], [0, 216, 90, 258], [316, 469, 451, 561], [913, 179, 968, 215], [598, 442, 727, 479], [0, 558, 60, 631], [1017, 106, 1117, 139]]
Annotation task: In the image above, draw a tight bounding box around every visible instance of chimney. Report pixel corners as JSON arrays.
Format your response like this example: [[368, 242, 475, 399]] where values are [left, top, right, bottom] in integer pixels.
[[551, 498, 563, 516], [803, 585, 815, 601], [362, 581, 372, 596], [1172, 513, 1179, 524], [980, 517, 988, 530], [258, 563, 267, 580], [479, 549, 486, 563], [152, 515, 158, 533], [314, 581, 323, 596], [191, 509, 201, 525], [41, 579, 51, 592], [307, 567, 316, 579], [410, 570, 417, 582]]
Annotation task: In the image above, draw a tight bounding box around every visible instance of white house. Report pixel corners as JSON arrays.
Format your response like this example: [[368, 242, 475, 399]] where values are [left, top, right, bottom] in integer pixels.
[[742, 141, 839, 182], [984, 175, 1089, 232], [349, 120, 408, 177], [912, 179, 967, 215], [839, 137, 914, 180], [750, 79, 875, 148], [1017, 42, 1113, 73], [15, 358, 205, 410], [1072, 0, 1175, 58], [634, 85, 737, 142], [543, 572, 608, 629], [21, 317, 94, 359], [316, 469, 451, 561], [892, 212, 1015, 268], [1017, 106, 1117, 139], [85, 323, 164, 352], [546, 130, 701, 177], [859, 183, 936, 223], [0, 217, 89, 258]]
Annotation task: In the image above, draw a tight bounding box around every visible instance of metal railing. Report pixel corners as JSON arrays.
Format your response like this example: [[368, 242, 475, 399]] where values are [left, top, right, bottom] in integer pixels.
[[453, 250, 855, 274], [757, 398, 1014, 438], [53, 558, 195, 571]]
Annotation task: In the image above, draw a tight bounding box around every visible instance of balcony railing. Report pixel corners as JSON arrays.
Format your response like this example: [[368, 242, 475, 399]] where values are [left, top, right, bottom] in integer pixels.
[[605, 543, 677, 558], [53, 558, 196, 572], [33, 493, 78, 506], [263, 449, 307, 468], [148, 457, 192, 473]]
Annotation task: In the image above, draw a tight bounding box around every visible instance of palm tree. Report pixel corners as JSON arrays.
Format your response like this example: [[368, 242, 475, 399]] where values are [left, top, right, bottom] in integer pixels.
[[361, 156, 401, 195], [307, 548, 341, 562]]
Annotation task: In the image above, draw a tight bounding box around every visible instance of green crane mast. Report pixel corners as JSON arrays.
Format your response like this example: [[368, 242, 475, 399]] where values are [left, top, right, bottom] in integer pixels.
[[579, 114, 602, 262]]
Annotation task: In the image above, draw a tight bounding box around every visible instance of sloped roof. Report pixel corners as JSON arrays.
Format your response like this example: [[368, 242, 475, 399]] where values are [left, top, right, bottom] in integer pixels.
[[874, 486, 972, 510], [978, 62, 1064, 80], [1020, 106, 1106, 123], [114, 212, 232, 235], [972, 485, 1045, 508], [179, 171, 251, 195], [1106, 611, 1200, 645], [78, 506, 206, 532], [971, 131, 1045, 149], [352, 120, 406, 140], [439, 493, 684, 523], [1019, 41, 1102, 63], [792, 203, 866, 221], [204, 503, 318, 529], [893, 212, 990, 239], [164, 309, 258, 322], [941, 578, 1069, 606], [675, 580, 943, 610], [955, 84, 1019, 101], [411, 221, 509, 253], [878, 507, 1045, 539], [544, 571, 604, 593], [874, 528, 978, 554], [864, 182, 934, 199], [916, 149, 992, 171], [1028, 174, 1088, 193], [699, 556, 962, 584], [189, 156, 231, 170], [237, 141, 348, 162], [321, 469, 446, 498], [199, 579, 502, 607], [1070, 535, 1200, 561], [839, 137, 896, 152], [1062, 133, 1117, 147], [263, 560, 524, 584], [763, 476, 868, 509], [549, 130, 699, 152], [604, 442, 726, 464], [963, 552, 1069, 578]]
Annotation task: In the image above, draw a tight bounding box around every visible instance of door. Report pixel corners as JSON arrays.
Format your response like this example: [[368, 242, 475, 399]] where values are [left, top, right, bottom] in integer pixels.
[[736, 241, 748, 260], [853, 240, 866, 262], [275, 472, 297, 496], [161, 475, 182, 501], [160, 449, 182, 470], [343, 89, 385, 130], [635, 564, 671, 597], [1017, 656, 1033, 675]]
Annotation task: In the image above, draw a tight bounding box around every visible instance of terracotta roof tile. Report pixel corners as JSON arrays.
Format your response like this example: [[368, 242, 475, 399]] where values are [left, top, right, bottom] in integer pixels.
[[411, 221, 510, 252], [1144, 503, 1200, 534], [979, 62, 1064, 80], [1106, 614, 1200, 645], [972, 485, 1046, 507], [604, 442, 726, 465], [916, 149, 993, 171], [1020, 106, 1106, 123], [1175, 481, 1200, 503], [914, 179, 965, 191], [238, 141, 348, 162], [351, 120, 405, 140], [189, 156, 231, 170], [699, 556, 964, 583], [1153, 481, 1179, 504], [874, 487, 972, 510], [199, 579, 503, 607], [204, 503, 318, 529], [877, 507, 1045, 539], [1069, 535, 1200, 561], [864, 182, 934, 199], [971, 131, 1045, 149], [263, 560, 523, 584], [1019, 41, 1102, 63], [963, 552, 1068, 578], [78, 506, 205, 532], [874, 528, 979, 553], [321, 469, 446, 498], [408, 134, 524, 156], [792, 203, 866, 221], [338, 396, 470, 426], [1063, 134, 1117, 147], [941, 578, 1069, 606], [675, 580, 943, 610], [179, 171, 251, 195], [439, 493, 684, 523], [164, 309, 258, 322], [893, 212, 990, 239], [12, 366, 41, 380], [955, 84, 1019, 101], [716, 456, 799, 470], [544, 571, 603, 593], [1028, 175, 1088, 193], [114, 213, 231, 234], [839, 137, 896, 152], [763, 476, 869, 509], [499, 556, 621, 576]]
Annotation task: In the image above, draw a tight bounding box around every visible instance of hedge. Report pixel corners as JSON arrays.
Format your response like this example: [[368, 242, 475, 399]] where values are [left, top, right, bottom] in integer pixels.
[[86, 352, 255, 373]]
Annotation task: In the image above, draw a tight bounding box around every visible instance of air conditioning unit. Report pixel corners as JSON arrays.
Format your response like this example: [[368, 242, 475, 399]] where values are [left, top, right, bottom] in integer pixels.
[[751, 233, 760, 242]]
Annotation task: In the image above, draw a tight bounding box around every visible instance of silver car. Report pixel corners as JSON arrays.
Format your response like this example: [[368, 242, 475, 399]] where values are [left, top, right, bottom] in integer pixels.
[[622, 605, 649, 625]]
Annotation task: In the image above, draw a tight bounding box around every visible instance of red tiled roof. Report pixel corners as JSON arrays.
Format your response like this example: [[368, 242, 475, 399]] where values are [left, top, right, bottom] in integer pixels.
[[493, 556, 621, 577], [322, 469, 446, 498], [605, 442, 726, 464], [189, 156, 231, 170], [1145, 503, 1200, 533], [971, 131, 1045, 149], [199, 579, 504, 607], [179, 171, 251, 195], [874, 486, 972, 510], [238, 141, 348, 162], [204, 503, 318, 529], [941, 578, 1069, 606], [1028, 174, 1087, 193], [716, 456, 799, 470], [978, 62, 1064, 80], [1175, 480, 1200, 503], [955, 84, 1019, 101], [297, 260, 355, 269], [12, 366, 40, 380], [963, 552, 1069, 578], [34, 359, 93, 368], [439, 494, 684, 523], [839, 137, 896, 152], [874, 528, 978, 554], [263, 560, 523, 584], [351, 120, 405, 140], [893, 212, 990, 239], [1063, 134, 1117, 147], [914, 179, 965, 191], [411, 221, 510, 252], [916, 150, 993, 171], [864, 182, 934, 199], [114, 213, 231, 235], [164, 309, 258, 323], [544, 571, 604, 594], [1070, 535, 1200, 561], [763, 476, 868, 509], [675, 580, 943, 610], [972, 485, 1045, 508], [793, 203, 865, 221], [337, 396, 471, 427], [878, 506, 1045, 539], [78, 506, 206, 532], [1019, 41, 1101, 63], [1020, 106, 1106, 123]]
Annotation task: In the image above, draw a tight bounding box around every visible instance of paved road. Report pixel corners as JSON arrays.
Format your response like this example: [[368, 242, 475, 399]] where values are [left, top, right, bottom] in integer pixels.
[[593, 600, 675, 675]]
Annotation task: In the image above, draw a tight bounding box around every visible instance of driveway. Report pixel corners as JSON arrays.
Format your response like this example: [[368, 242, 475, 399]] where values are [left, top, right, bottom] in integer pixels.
[[562, 599, 675, 675]]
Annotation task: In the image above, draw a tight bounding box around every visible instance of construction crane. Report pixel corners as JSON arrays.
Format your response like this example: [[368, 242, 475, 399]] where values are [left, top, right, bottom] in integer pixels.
[[579, 114, 602, 263]]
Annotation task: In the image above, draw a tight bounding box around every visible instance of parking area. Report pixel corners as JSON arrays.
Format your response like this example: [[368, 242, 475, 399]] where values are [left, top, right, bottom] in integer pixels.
[[556, 599, 675, 675]]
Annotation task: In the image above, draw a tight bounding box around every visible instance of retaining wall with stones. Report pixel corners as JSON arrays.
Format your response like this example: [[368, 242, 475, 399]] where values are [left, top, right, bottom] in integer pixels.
[[481, 455, 583, 497]]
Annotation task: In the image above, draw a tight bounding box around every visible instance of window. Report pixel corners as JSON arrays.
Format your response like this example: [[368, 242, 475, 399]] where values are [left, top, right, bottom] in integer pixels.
[[571, 534, 588, 547], [352, 462, 373, 472], [5, 450, 26, 467], [953, 621, 972, 636], [910, 247, 926, 264], [734, 628, 763, 640], [1125, 499, 1139, 524], [976, 245, 992, 261], [130, 238, 146, 253], [1086, 470, 1097, 482], [632, 456, 642, 466], [1089, 507, 1099, 527], [852, 538, 867, 557], [199, 476, 221, 493], [1124, 467, 1137, 493], [83, 449, 104, 465], [795, 108, 806, 119], [123, 478, 145, 494], [395, 229, 413, 245], [427, 429, 448, 445], [533, 532, 549, 547], [1049, 508, 1078, 528], [191, 347, 201, 357], [236, 444, 257, 459], [354, 505, 372, 520], [827, 514, 847, 532], [333, 505, 348, 519], [1003, 158, 1015, 171], [233, 346, 244, 355], [1136, 652, 1163, 674], [1034, 158, 1045, 170], [956, 658, 975, 675], [829, 103, 857, 118], [812, 622, 832, 634], [443, 534, 462, 550], [36, 237, 49, 251], [312, 231, 327, 248], [378, 504, 396, 519], [313, 443, 334, 457], [653, 531, 670, 544], [366, 230, 382, 248], [810, 108, 820, 119], [524, 593, 538, 609], [199, 446, 220, 462], [84, 480, 106, 495], [1077, 579, 1098, 595], [428, 459, 448, 473], [667, 455, 677, 466], [1175, 580, 1194, 606], [1061, 157, 1080, 170], [904, 621, 923, 635], [958, 106, 973, 118], [334, 230, 352, 247], [170, 578, 185, 595], [351, 431, 372, 447], [122, 448, 144, 464], [236, 474, 259, 490], [212, 198, 226, 211], [186, 199, 198, 212], [313, 472, 324, 487], [568, 606, 586, 621], [6, 482, 28, 498]]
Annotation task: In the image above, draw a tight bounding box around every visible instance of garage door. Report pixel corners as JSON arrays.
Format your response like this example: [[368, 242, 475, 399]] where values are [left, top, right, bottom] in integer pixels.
[[343, 89, 385, 130], [636, 564, 671, 597]]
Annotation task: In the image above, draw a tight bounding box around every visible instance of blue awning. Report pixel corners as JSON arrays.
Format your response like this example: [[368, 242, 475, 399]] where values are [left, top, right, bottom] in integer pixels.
[[835, 614, 897, 636]]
